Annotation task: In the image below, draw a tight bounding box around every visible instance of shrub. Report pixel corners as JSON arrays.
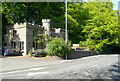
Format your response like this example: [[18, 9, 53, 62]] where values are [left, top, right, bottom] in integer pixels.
[[79, 39, 100, 53], [28, 51, 32, 57], [46, 37, 71, 58], [79, 41, 87, 48], [66, 40, 72, 56]]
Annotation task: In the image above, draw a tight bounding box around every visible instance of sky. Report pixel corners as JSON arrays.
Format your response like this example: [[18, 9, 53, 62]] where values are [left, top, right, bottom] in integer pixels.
[[112, 0, 119, 10], [83, 0, 119, 10]]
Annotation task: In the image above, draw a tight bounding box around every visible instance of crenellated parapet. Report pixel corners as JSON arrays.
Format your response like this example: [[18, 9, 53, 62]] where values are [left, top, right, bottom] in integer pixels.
[[14, 22, 27, 26], [42, 19, 51, 23], [13, 22, 27, 28]]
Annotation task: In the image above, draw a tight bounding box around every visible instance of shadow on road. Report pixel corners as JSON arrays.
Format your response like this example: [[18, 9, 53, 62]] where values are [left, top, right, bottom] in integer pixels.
[[109, 64, 120, 79]]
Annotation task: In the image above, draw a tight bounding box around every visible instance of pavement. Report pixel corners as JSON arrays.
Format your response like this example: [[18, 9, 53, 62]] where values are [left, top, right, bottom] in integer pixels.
[[0, 54, 120, 79]]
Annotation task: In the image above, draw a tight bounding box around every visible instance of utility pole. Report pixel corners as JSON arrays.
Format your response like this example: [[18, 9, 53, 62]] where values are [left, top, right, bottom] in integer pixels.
[[65, 0, 68, 60]]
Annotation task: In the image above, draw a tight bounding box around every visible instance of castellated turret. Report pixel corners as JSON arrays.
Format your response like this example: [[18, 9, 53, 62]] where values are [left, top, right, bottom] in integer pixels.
[[13, 22, 27, 28], [42, 19, 51, 35], [42, 19, 51, 23]]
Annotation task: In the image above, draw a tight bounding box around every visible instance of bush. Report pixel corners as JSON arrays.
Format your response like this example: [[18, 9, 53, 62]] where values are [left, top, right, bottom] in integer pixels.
[[66, 40, 72, 55], [28, 51, 32, 57], [79, 39, 100, 53], [46, 37, 71, 58], [79, 41, 87, 48]]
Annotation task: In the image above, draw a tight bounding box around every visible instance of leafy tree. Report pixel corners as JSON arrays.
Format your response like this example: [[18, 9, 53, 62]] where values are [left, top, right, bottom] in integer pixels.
[[67, 1, 119, 52], [81, 2, 120, 52], [2, 2, 65, 26], [67, 1, 87, 43], [45, 37, 71, 58], [34, 34, 52, 49]]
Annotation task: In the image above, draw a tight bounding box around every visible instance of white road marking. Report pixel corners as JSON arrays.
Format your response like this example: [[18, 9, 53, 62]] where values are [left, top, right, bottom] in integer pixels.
[[1, 69, 29, 75], [29, 67, 45, 71], [27, 72, 49, 76], [0, 74, 26, 77], [61, 60, 74, 62], [0, 67, 46, 77], [1, 67, 45, 75], [2, 70, 29, 75]]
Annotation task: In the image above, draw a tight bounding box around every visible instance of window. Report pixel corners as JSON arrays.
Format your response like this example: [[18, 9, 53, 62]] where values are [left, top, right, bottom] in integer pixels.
[[33, 42, 35, 48], [6, 30, 9, 34], [11, 41, 16, 48], [33, 30, 35, 36], [20, 41, 24, 50], [11, 41, 13, 47], [36, 31, 37, 36], [22, 42, 24, 50], [33, 30, 37, 36], [13, 30, 17, 36], [4, 43, 7, 46], [36, 43, 38, 49], [20, 42, 21, 50], [14, 42, 16, 48], [33, 42, 38, 49]]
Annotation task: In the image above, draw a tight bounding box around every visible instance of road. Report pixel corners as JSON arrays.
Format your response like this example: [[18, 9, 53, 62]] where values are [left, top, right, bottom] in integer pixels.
[[0, 54, 120, 79]]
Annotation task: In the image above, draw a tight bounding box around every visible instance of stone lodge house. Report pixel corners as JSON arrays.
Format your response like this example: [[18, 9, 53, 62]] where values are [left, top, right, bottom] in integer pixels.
[[4, 19, 65, 56]]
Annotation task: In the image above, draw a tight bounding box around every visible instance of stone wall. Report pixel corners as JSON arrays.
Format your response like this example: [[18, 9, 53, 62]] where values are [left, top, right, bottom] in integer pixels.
[[51, 28, 65, 39], [68, 50, 99, 59], [26, 24, 43, 53]]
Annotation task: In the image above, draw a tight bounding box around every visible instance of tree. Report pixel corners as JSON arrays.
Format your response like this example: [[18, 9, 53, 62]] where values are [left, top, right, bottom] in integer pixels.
[[67, 1, 120, 52], [67, 1, 87, 43], [2, 2, 65, 27], [34, 34, 52, 49], [81, 2, 120, 52]]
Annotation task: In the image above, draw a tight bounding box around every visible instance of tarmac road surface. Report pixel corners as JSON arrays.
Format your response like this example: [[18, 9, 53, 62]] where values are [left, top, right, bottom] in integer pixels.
[[0, 54, 120, 79]]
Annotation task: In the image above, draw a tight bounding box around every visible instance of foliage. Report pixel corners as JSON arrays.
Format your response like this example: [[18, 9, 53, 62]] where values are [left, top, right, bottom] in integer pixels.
[[79, 39, 96, 50], [66, 40, 72, 55], [45, 37, 71, 58], [2, 1, 120, 53], [67, 1, 120, 52], [34, 34, 52, 49], [67, 1, 87, 43], [81, 2, 120, 52], [28, 51, 32, 57], [79, 41, 87, 48], [2, 2, 65, 27]]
